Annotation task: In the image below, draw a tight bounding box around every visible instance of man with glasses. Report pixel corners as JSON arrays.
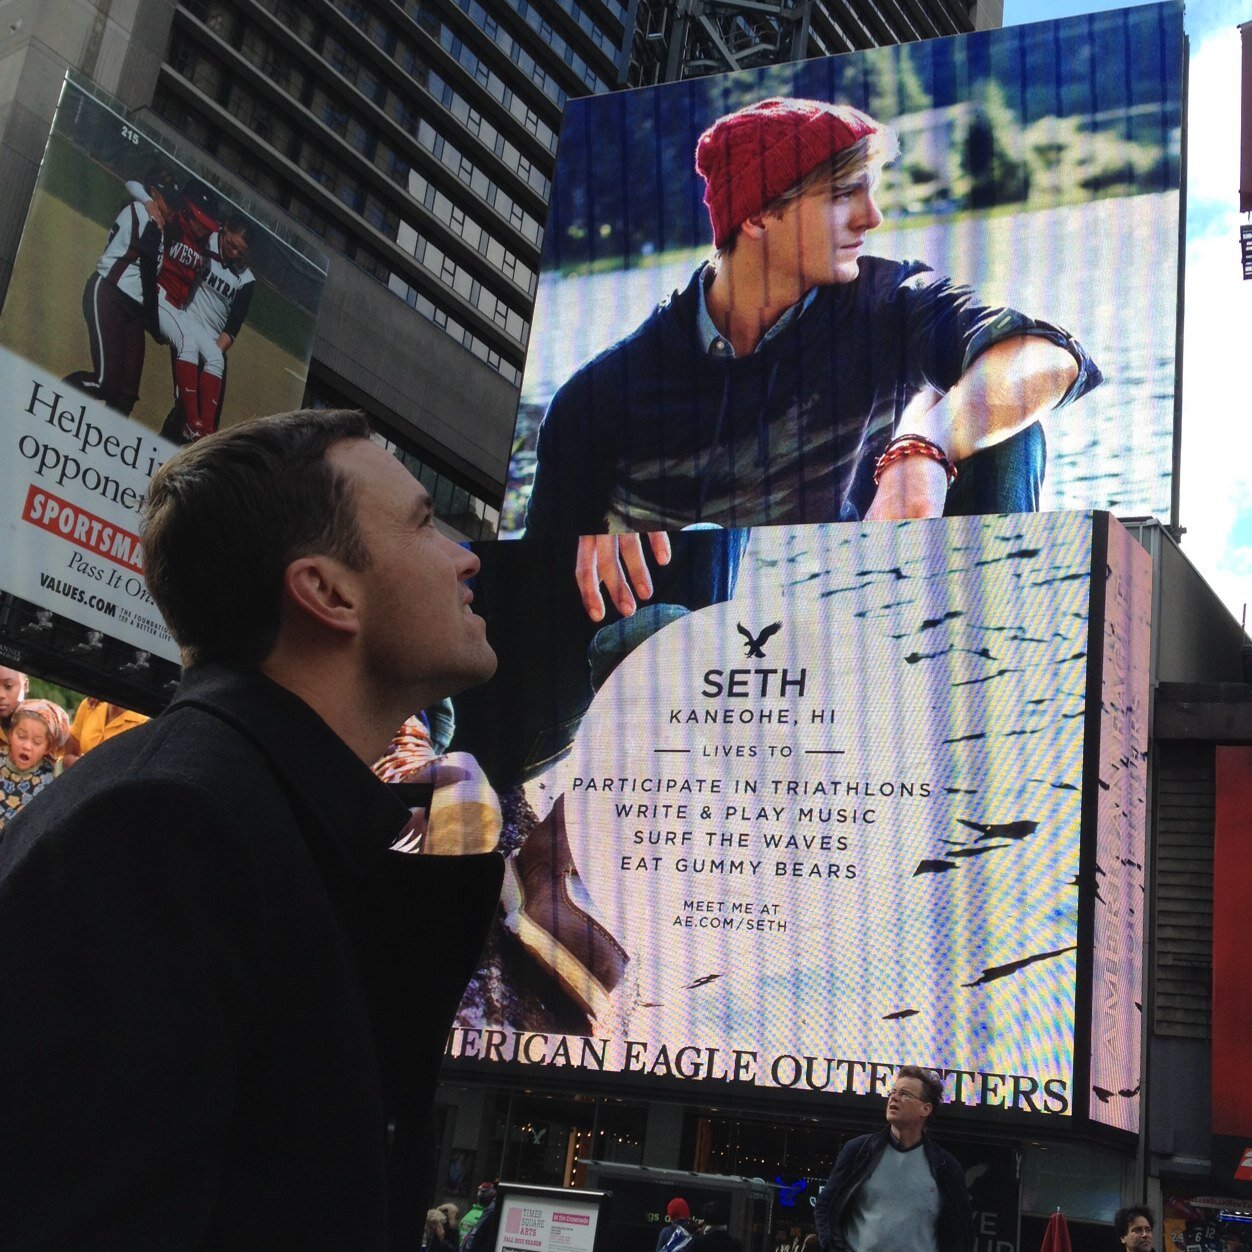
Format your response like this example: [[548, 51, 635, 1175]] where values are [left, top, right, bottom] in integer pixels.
[[814, 1065, 973, 1252]]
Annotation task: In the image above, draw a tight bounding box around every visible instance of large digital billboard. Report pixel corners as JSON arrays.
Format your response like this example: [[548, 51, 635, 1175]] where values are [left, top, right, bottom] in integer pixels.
[[500, 3, 1182, 542], [0, 74, 327, 666], [1088, 519, 1152, 1133], [444, 511, 1152, 1129]]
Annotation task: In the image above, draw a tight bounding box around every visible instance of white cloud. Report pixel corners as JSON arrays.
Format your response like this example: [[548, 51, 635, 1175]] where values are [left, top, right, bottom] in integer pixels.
[[1173, 5, 1252, 620]]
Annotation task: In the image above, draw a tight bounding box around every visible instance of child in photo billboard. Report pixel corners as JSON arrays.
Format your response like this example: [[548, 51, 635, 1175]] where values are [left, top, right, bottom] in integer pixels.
[[63, 166, 174, 417], [455, 97, 1103, 1039]]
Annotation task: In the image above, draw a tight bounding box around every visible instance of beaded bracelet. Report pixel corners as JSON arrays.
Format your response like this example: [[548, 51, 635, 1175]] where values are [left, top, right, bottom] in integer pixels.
[[872, 434, 958, 486]]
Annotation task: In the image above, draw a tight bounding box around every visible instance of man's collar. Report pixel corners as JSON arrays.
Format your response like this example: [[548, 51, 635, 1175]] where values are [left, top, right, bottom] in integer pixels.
[[165, 663, 410, 873], [694, 263, 818, 358], [885, 1125, 927, 1151]]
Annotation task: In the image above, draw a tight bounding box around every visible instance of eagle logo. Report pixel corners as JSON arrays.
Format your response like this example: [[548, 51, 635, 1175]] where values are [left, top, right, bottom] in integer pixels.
[[737, 620, 782, 658]]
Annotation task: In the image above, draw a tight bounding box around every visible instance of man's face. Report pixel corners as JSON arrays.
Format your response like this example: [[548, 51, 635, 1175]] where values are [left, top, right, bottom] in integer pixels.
[[1121, 1215, 1153, 1251], [885, 1075, 932, 1135], [765, 171, 883, 289], [0, 668, 28, 721], [327, 440, 496, 709]]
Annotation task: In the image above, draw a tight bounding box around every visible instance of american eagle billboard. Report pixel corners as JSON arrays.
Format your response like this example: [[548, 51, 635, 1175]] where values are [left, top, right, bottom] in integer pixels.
[[501, 4, 1182, 546], [445, 510, 1152, 1132]]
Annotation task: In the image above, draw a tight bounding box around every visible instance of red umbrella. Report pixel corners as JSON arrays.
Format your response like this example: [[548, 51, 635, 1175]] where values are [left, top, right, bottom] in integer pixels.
[[1040, 1209, 1072, 1252]]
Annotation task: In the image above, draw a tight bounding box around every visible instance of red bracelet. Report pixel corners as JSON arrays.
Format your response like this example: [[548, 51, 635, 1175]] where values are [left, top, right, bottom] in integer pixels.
[[872, 434, 958, 486]]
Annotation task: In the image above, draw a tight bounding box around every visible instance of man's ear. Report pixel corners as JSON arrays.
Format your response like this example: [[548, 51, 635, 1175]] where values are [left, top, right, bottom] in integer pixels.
[[282, 555, 361, 637], [740, 212, 770, 242]]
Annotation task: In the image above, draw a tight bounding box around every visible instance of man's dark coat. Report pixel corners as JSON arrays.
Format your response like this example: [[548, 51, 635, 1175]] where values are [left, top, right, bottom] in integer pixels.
[[0, 665, 503, 1249], [814, 1127, 973, 1252]]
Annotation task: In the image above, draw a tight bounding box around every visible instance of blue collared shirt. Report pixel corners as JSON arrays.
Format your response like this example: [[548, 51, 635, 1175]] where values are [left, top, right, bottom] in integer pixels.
[[695, 263, 819, 358]]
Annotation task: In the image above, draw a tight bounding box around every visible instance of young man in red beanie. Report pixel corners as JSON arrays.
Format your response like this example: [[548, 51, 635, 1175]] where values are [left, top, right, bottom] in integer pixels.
[[524, 97, 1100, 621]]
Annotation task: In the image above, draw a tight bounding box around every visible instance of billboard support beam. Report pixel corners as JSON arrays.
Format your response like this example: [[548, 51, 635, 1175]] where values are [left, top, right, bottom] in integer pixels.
[[635, 0, 814, 82]]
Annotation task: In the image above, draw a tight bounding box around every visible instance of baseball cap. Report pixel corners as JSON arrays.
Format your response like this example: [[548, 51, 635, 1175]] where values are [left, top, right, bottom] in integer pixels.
[[667, 1198, 691, 1221], [143, 166, 177, 201], [180, 179, 220, 232]]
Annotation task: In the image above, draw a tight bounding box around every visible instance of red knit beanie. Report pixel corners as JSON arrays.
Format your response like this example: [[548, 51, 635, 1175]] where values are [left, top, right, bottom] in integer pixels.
[[695, 98, 879, 248], [667, 1198, 691, 1221]]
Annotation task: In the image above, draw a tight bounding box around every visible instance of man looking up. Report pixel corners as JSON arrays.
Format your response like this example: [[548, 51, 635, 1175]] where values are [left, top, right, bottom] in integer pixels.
[[0, 411, 501, 1249], [1114, 1206, 1155, 1251], [814, 1065, 973, 1252], [524, 97, 1099, 622]]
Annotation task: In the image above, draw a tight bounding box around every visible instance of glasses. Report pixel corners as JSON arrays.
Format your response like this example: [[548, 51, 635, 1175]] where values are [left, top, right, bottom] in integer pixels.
[[886, 1088, 930, 1103]]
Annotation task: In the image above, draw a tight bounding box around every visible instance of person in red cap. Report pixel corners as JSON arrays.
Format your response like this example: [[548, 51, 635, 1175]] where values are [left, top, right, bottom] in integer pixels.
[[146, 178, 221, 441], [524, 96, 1101, 621], [454, 97, 1102, 1033], [657, 1197, 695, 1252]]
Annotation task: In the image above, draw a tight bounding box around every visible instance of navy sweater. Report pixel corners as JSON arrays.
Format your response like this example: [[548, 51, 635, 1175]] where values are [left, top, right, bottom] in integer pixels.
[[525, 260, 1100, 537]]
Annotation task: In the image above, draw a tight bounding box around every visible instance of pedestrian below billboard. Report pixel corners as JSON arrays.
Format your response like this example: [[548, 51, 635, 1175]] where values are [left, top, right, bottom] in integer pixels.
[[0, 410, 503, 1247], [814, 1065, 973, 1252], [658, 1197, 696, 1252], [689, 1202, 743, 1252], [1114, 1206, 1155, 1250]]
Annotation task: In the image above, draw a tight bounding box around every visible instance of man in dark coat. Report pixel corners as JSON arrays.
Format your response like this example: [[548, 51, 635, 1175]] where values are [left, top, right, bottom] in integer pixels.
[[0, 411, 502, 1248], [688, 1201, 743, 1252], [814, 1065, 973, 1252]]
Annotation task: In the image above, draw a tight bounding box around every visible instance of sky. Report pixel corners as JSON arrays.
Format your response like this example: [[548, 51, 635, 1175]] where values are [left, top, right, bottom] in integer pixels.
[[1006, 0, 1252, 627], [1003, 0, 1159, 22]]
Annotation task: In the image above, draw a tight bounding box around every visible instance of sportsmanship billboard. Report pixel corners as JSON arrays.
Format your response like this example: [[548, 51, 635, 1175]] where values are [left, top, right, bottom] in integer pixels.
[[501, 3, 1182, 540], [0, 74, 327, 663], [445, 511, 1152, 1131]]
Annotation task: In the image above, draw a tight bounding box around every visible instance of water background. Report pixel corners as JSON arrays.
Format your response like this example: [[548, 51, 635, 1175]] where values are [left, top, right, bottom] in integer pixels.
[[506, 192, 1178, 533]]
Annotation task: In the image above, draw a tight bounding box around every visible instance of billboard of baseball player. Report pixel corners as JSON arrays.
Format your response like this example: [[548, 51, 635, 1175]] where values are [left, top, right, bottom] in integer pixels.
[[0, 74, 327, 660]]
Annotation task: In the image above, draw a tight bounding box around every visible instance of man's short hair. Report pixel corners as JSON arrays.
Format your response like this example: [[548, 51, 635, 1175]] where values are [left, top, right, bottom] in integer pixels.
[[142, 409, 373, 668], [1114, 1206, 1154, 1237], [701, 1201, 728, 1226], [896, 1064, 944, 1113]]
